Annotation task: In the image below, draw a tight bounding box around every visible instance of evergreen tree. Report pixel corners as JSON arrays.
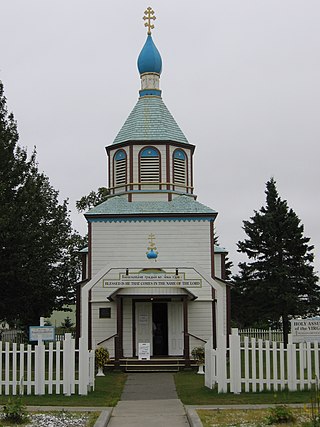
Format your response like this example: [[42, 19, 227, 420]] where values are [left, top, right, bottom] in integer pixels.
[[0, 81, 84, 328], [76, 187, 109, 212], [232, 178, 319, 344]]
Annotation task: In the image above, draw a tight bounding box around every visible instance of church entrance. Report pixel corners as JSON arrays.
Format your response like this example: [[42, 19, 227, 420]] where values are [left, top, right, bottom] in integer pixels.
[[135, 301, 183, 357], [152, 302, 168, 355]]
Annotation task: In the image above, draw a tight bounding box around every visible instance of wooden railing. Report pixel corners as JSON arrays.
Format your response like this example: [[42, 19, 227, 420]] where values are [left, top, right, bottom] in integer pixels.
[[185, 332, 207, 344], [97, 333, 118, 346]]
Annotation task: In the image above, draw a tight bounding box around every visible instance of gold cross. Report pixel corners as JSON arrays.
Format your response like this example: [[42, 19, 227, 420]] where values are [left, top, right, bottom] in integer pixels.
[[148, 233, 156, 248], [143, 7, 156, 35]]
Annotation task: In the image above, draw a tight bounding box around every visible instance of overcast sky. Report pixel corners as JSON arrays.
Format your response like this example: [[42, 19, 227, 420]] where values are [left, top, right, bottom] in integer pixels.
[[1, 0, 319, 275]]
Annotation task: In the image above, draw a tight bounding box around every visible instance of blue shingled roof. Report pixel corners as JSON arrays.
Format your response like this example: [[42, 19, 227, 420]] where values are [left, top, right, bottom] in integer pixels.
[[86, 195, 216, 216], [112, 96, 189, 145]]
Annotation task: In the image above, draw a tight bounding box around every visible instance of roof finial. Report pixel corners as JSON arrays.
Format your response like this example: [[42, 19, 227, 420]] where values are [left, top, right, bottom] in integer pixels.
[[143, 7, 156, 35]]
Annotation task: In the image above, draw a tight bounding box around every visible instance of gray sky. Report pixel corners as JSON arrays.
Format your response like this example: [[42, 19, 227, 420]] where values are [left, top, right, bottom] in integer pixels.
[[1, 0, 320, 275]]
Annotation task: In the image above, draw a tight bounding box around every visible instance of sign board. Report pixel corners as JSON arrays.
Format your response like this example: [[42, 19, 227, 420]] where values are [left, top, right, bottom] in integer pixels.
[[29, 326, 55, 342], [138, 342, 150, 360], [104, 272, 201, 288], [291, 319, 320, 343]]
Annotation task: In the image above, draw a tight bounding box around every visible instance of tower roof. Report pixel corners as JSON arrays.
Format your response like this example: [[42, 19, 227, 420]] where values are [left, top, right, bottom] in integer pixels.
[[112, 96, 189, 145]]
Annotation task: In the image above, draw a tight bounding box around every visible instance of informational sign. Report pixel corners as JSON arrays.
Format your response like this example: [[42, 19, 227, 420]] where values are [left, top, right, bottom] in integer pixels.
[[29, 326, 55, 342], [138, 342, 150, 360], [103, 272, 202, 288], [139, 315, 149, 325], [291, 319, 320, 343]]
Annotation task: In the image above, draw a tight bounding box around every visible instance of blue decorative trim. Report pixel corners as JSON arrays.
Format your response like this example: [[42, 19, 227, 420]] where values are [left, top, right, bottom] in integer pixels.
[[114, 149, 126, 161], [88, 216, 214, 223], [174, 149, 186, 160], [140, 147, 159, 157], [139, 89, 162, 97]]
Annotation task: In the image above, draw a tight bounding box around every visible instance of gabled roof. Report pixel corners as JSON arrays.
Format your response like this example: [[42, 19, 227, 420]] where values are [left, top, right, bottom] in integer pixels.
[[112, 96, 189, 145], [86, 195, 216, 217], [214, 245, 228, 254]]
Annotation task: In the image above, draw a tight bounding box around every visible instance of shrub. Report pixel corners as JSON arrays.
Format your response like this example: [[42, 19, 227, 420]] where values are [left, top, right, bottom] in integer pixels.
[[3, 397, 28, 424], [95, 347, 109, 368], [191, 346, 205, 365], [266, 405, 295, 424]]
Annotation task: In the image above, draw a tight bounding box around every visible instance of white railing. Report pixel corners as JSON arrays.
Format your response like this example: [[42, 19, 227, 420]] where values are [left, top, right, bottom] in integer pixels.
[[239, 328, 283, 343], [205, 328, 320, 393], [0, 334, 94, 396]]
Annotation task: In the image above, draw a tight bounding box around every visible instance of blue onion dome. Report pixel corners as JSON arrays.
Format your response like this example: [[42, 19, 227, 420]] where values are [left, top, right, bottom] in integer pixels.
[[137, 35, 162, 75], [147, 249, 158, 259]]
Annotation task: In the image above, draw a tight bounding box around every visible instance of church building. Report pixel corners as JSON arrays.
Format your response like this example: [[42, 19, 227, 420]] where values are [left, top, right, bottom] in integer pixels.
[[78, 8, 231, 366]]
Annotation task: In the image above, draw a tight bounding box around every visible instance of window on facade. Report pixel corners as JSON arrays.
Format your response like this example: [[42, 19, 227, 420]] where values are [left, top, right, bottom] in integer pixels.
[[173, 149, 186, 185], [140, 147, 160, 182], [99, 308, 111, 319], [114, 150, 127, 185]]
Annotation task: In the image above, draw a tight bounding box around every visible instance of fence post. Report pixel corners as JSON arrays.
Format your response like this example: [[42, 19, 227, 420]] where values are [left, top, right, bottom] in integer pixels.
[[35, 341, 45, 395], [229, 328, 241, 394], [216, 335, 227, 393], [205, 338, 213, 389], [79, 337, 89, 395], [63, 333, 73, 396], [287, 335, 297, 391]]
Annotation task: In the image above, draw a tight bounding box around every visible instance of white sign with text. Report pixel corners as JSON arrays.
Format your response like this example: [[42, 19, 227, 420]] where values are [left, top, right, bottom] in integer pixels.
[[138, 342, 150, 360], [291, 319, 320, 343]]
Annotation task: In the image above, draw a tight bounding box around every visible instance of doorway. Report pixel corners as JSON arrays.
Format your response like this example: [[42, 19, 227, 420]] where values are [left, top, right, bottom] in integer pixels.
[[135, 301, 183, 357], [152, 303, 168, 356]]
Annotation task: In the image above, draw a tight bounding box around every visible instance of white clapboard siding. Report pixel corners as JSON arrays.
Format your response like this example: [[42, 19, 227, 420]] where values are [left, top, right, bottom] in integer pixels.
[[91, 221, 212, 276], [91, 302, 116, 357], [0, 335, 94, 396], [205, 329, 320, 394], [188, 302, 213, 350]]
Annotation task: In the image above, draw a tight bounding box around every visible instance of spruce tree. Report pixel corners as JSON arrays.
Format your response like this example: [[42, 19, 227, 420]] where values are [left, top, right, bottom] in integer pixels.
[[0, 81, 84, 328], [232, 178, 319, 344]]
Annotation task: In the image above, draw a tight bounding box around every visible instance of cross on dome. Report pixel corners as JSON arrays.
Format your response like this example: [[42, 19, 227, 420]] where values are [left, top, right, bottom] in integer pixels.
[[143, 7, 156, 35]]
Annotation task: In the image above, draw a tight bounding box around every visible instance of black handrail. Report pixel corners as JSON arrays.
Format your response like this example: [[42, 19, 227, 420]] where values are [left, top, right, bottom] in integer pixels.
[[185, 332, 207, 344], [97, 333, 118, 346]]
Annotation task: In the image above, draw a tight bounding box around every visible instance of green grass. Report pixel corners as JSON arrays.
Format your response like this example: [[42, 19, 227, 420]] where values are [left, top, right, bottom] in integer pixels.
[[0, 372, 127, 407], [174, 371, 313, 405], [197, 408, 312, 427]]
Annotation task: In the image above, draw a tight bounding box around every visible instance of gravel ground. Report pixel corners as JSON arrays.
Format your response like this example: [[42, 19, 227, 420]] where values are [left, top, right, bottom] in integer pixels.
[[0, 412, 90, 427]]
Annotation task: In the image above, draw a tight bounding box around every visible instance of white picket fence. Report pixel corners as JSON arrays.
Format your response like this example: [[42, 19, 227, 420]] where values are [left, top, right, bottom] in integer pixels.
[[0, 334, 95, 396], [205, 328, 320, 393], [239, 328, 283, 343]]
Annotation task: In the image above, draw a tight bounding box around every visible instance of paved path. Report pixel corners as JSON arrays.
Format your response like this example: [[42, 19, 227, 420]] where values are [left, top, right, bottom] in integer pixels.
[[108, 373, 190, 427]]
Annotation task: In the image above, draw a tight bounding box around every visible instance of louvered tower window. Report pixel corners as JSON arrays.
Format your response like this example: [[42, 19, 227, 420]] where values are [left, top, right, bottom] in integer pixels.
[[173, 149, 186, 185], [114, 150, 127, 185], [139, 147, 160, 182]]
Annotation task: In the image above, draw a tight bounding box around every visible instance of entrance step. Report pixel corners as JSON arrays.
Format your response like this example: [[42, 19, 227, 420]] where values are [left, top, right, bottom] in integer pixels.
[[106, 357, 197, 372]]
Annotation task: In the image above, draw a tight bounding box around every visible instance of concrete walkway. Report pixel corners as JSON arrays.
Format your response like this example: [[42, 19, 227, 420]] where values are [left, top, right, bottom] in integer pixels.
[[108, 373, 190, 426]]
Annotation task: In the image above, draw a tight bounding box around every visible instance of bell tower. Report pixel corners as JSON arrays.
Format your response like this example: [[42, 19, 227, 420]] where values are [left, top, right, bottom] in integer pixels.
[[106, 7, 195, 202]]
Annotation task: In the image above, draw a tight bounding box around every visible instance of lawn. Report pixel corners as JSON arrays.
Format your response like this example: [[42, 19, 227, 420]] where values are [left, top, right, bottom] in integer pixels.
[[197, 407, 312, 427], [174, 371, 313, 405], [0, 372, 127, 407]]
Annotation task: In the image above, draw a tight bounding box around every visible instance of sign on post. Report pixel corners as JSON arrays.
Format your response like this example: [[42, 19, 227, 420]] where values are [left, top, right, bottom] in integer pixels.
[[138, 343, 150, 360], [291, 319, 320, 343], [29, 326, 55, 342]]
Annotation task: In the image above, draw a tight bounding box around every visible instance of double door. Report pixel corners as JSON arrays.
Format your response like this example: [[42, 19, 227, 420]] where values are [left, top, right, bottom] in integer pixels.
[[135, 301, 183, 356]]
